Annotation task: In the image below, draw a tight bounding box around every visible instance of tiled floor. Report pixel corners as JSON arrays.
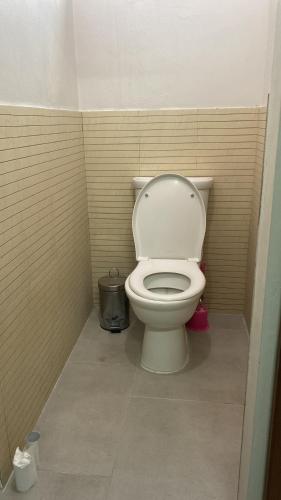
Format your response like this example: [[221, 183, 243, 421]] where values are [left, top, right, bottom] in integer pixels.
[[4, 310, 249, 500]]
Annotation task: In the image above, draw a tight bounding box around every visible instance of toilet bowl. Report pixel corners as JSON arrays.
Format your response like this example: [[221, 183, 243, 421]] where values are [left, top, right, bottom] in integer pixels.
[[126, 260, 205, 373], [126, 173, 212, 374]]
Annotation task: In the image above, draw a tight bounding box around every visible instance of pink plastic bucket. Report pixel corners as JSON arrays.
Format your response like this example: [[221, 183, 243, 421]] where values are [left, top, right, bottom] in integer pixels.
[[186, 303, 209, 331]]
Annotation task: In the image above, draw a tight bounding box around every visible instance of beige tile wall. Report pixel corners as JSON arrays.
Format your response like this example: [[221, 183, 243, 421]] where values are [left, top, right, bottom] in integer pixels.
[[83, 107, 266, 312], [0, 104, 267, 482], [0, 106, 92, 483], [245, 111, 267, 328], [0, 388, 11, 485]]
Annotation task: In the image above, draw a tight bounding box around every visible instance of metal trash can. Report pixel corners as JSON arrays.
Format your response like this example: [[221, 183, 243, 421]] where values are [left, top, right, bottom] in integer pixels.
[[98, 268, 129, 333]]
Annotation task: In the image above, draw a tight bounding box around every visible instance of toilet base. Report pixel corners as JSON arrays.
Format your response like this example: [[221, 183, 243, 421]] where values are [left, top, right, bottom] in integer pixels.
[[141, 325, 189, 374]]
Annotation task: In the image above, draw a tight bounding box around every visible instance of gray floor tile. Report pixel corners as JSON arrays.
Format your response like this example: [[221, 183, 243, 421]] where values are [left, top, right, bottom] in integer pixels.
[[19, 310, 247, 499], [208, 312, 246, 331], [42, 359, 136, 403], [49, 472, 109, 500], [37, 362, 135, 476], [4, 470, 109, 500], [107, 470, 237, 500], [38, 394, 129, 477], [132, 329, 248, 404], [189, 326, 249, 358], [69, 310, 143, 367], [114, 397, 243, 498]]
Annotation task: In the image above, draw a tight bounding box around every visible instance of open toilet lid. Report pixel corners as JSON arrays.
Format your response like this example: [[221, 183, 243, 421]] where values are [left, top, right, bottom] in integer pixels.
[[133, 174, 206, 261]]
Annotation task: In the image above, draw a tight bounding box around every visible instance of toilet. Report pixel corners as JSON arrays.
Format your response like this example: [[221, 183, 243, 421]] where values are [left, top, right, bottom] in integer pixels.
[[125, 173, 213, 374]]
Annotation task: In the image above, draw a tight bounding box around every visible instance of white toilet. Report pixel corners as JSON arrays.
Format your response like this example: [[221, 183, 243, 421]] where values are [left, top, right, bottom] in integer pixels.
[[125, 174, 213, 374]]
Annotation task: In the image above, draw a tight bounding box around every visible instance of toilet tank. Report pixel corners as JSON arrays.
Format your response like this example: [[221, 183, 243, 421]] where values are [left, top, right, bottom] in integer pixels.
[[133, 176, 213, 210]]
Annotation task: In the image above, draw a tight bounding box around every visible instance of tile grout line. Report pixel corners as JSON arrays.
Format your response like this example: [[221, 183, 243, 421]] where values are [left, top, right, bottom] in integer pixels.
[[106, 362, 139, 495], [37, 467, 110, 480], [129, 393, 245, 408]]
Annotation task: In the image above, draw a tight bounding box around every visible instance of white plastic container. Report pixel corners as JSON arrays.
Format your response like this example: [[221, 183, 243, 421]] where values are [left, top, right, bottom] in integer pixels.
[[26, 431, 40, 468], [13, 448, 37, 492]]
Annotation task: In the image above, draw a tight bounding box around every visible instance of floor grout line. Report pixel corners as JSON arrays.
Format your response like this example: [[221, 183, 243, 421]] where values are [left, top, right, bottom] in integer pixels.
[[93, 359, 139, 497], [38, 467, 111, 480], [129, 393, 245, 407]]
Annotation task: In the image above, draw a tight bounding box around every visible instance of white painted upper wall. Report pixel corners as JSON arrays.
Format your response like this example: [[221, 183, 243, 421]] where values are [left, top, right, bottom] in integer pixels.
[[73, 0, 273, 110], [0, 0, 275, 110], [0, 0, 78, 109]]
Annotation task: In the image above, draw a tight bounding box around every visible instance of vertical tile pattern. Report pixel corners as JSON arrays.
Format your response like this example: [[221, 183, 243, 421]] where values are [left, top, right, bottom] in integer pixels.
[[0, 106, 92, 483], [83, 107, 266, 311], [245, 110, 267, 327]]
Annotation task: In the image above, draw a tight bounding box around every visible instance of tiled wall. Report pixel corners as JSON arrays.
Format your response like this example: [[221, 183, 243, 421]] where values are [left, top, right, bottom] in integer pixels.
[[0, 389, 10, 486], [83, 107, 266, 312], [245, 111, 267, 327], [0, 107, 92, 483], [0, 105, 267, 482]]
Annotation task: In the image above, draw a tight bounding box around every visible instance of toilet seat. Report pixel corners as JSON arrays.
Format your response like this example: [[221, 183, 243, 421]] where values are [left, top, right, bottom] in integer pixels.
[[129, 259, 205, 302], [133, 174, 206, 262]]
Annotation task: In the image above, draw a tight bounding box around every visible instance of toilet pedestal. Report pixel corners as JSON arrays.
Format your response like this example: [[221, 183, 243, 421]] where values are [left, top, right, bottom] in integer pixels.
[[141, 326, 189, 374]]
